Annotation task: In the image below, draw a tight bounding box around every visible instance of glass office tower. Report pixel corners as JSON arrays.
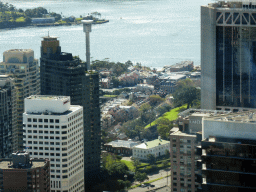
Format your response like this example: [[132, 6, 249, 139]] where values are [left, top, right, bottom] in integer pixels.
[[201, 1, 256, 110]]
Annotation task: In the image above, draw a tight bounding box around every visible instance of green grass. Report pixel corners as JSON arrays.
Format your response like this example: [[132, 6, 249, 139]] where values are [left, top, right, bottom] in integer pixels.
[[75, 18, 83, 21], [120, 160, 135, 171], [103, 95, 118, 98], [57, 20, 67, 24], [145, 104, 187, 129], [16, 17, 25, 22]]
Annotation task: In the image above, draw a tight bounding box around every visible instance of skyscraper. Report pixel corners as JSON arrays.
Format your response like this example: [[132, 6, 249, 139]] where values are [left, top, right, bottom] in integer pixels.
[[197, 110, 256, 191], [23, 95, 84, 192], [0, 49, 40, 151], [0, 75, 17, 158], [201, 1, 256, 111], [40, 36, 101, 190]]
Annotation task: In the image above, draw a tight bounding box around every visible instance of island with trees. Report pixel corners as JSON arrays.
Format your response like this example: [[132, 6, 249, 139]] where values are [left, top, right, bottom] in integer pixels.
[[0, 1, 108, 29]]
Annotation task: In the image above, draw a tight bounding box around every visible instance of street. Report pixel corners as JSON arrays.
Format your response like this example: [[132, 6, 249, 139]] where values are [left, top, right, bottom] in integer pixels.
[[128, 175, 171, 192]]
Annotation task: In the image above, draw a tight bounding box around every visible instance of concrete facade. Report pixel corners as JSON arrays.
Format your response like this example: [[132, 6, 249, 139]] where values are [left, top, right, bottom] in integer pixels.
[[23, 96, 84, 192], [201, 5, 216, 110]]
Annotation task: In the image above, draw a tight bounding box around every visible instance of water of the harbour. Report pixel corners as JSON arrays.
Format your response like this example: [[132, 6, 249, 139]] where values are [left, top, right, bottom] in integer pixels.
[[0, 0, 210, 68]]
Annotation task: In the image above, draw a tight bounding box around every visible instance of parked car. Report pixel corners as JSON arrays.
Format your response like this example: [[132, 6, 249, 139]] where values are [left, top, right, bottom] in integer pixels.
[[150, 184, 155, 187]]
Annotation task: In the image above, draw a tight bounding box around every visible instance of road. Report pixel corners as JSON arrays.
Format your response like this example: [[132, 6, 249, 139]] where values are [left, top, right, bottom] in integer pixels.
[[128, 175, 171, 192]]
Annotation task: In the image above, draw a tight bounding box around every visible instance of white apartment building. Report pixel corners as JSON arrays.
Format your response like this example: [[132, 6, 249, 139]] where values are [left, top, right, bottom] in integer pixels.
[[132, 137, 170, 161], [23, 95, 84, 192]]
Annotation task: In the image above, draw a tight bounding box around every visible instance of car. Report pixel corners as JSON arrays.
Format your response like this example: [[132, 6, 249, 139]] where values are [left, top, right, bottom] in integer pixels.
[[150, 184, 155, 187], [140, 184, 146, 188]]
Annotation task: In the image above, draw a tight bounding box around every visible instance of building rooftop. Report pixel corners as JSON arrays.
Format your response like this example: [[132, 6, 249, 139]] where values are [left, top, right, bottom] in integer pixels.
[[178, 108, 229, 118], [4, 49, 33, 53], [170, 129, 197, 138], [105, 140, 139, 148], [206, 0, 256, 9], [0, 160, 46, 170], [204, 110, 256, 123], [134, 138, 170, 149], [0, 152, 48, 170], [27, 95, 68, 101]]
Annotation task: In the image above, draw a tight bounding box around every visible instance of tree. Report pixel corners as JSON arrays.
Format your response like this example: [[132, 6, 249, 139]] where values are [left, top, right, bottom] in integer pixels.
[[165, 149, 170, 159], [134, 172, 149, 184], [139, 103, 152, 113], [133, 159, 141, 173], [173, 78, 200, 109], [149, 95, 164, 106], [147, 154, 156, 164], [156, 118, 173, 140], [162, 159, 169, 167]]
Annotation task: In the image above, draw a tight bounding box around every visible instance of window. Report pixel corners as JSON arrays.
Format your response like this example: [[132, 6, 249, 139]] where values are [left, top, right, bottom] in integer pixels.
[[50, 119, 54, 123], [39, 119, 42, 122], [55, 119, 59, 123], [44, 119, 48, 123], [33, 130, 37, 133], [28, 118, 31, 122], [33, 118, 37, 122]]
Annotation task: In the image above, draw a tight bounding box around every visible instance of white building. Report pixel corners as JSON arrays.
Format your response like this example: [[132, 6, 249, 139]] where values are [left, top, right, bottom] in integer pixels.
[[23, 95, 84, 192], [132, 137, 170, 161]]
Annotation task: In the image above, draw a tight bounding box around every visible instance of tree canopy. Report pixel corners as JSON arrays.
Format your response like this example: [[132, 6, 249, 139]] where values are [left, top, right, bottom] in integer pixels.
[[173, 78, 200, 109]]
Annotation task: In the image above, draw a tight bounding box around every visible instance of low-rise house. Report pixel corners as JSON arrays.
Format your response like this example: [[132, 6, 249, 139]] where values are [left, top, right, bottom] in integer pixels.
[[132, 137, 170, 161], [104, 140, 139, 156], [100, 78, 111, 88]]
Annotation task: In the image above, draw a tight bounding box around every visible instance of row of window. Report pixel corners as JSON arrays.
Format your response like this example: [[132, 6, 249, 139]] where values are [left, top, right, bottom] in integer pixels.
[[68, 111, 82, 122], [29, 152, 67, 157], [27, 118, 60, 123], [172, 138, 191, 143]]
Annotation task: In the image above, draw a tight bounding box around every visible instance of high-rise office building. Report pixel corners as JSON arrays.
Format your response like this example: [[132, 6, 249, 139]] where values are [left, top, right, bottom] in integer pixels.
[[23, 95, 84, 192], [0, 151, 50, 192], [0, 75, 17, 158], [197, 110, 256, 191], [40, 36, 101, 190], [0, 49, 40, 151], [170, 109, 229, 192], [201, 1, 256, 111]]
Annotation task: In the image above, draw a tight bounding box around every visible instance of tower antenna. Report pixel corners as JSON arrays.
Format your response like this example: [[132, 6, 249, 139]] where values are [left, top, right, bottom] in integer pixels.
[[81, 20, 93, 70]]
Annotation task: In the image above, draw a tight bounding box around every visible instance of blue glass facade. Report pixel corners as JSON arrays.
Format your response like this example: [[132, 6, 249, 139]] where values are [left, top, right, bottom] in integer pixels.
[[216, 25, 256, 108]]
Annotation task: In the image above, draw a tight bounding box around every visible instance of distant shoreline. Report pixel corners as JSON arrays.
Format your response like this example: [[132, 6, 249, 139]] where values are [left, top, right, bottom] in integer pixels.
[[0, 19, 109, 31]]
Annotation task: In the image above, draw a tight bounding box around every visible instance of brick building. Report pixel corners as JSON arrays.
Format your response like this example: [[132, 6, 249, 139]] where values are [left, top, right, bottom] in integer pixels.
[[0, 152, 50, 192]]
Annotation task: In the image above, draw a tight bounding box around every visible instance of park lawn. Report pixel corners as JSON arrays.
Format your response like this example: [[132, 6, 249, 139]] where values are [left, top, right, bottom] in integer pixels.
[[120, 160, 135, 171], [16, 17, 26, 22], [103, 95, 118, 97], [75, 18, 83, 21], [145, 104, 187, 129]]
